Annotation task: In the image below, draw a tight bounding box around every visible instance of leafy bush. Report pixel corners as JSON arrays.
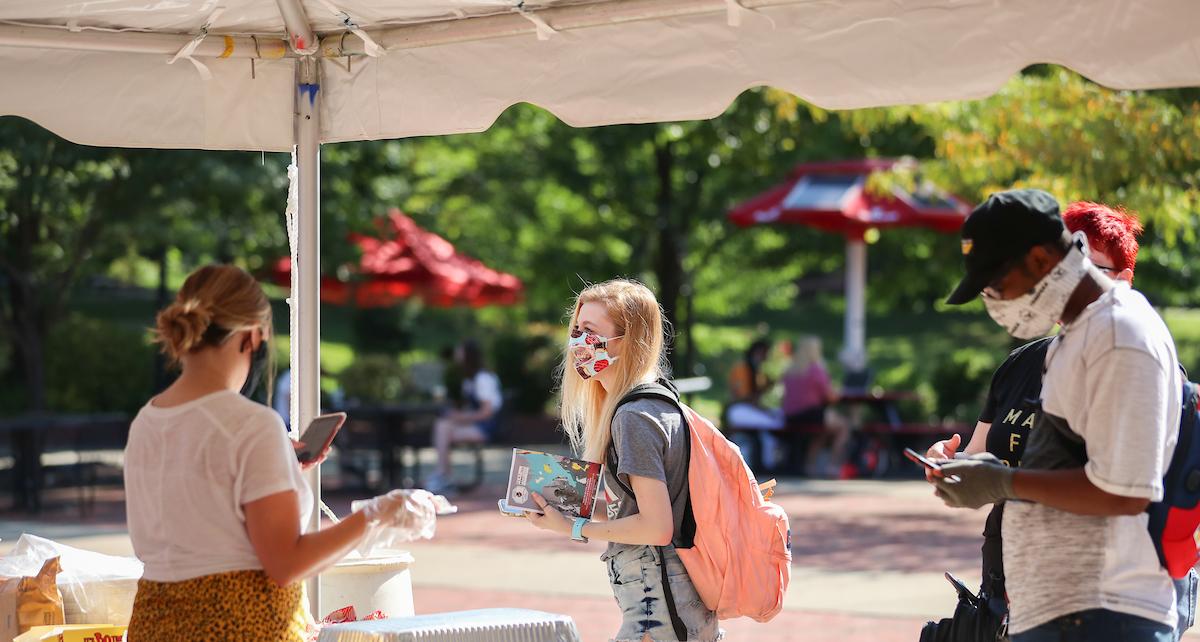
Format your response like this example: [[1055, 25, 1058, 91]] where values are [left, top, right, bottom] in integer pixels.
[[351, 305, 417, 354], [44, 314, 155, 413], [338, 353, 408, 404], [1178, 339, 1200, 381], [491, 324, 560, 414], [930, 346, 999, 421]]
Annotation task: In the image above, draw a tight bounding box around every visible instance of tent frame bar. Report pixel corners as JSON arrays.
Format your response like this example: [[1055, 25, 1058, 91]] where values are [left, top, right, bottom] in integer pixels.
[[0, 0, 808, 59], [294, 55, 323, 616], [0, 23, 289, 59], [327, 0, 795, 54]]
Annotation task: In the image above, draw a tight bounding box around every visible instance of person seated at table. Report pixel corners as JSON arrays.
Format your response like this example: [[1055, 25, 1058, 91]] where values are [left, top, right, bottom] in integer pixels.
[[782, 336, 850, 477], [425, 339, 503, 494], [726, 338, 786, 470], [126, 264, 439, 641]]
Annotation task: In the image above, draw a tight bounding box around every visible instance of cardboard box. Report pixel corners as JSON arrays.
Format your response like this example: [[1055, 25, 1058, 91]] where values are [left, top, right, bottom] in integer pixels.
[[14, 624, 127, 642], [57, 625, 126, 641]]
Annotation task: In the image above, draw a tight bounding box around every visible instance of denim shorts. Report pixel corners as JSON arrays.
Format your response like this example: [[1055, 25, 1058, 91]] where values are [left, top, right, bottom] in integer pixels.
[[605, 545, 722, 642]]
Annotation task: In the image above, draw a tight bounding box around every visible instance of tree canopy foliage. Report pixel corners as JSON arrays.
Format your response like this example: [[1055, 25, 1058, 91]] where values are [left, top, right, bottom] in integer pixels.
[[1, 66, 1197, 413]]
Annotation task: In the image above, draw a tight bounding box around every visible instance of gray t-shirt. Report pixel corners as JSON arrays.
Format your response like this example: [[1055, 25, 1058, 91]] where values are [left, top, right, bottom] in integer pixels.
[[1003, 285, 1180, 634], [601, 397, 689, 560]]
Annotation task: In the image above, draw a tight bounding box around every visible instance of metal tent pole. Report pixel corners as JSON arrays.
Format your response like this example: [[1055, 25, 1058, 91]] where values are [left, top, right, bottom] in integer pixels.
[[294, 55, 323, 617], [274, 0, 318, 55], [842, 238, 867, 371]]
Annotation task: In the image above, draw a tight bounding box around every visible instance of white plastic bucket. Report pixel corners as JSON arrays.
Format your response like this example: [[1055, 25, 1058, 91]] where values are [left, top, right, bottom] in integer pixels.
[[320, 553, 415, 619]]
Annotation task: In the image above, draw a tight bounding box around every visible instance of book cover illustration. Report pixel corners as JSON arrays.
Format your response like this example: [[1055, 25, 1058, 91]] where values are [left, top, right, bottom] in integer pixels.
[[505, 448, 603, 519]]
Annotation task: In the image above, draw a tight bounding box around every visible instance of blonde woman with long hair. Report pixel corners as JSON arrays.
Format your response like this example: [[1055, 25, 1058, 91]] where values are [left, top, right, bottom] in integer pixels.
[[781, 336, 849, 477], [125, 265, 437, 641], [525, 279, 721, 642]]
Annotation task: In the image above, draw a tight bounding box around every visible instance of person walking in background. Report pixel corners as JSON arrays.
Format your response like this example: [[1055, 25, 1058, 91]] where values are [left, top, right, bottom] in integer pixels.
[[782, 336, 850, 477], [125, 264, 438, 641], [425, 339, 503, 494], [524, 278, 721, 642], [933, 190, 1183, 642], [726, 338, 786, 471]]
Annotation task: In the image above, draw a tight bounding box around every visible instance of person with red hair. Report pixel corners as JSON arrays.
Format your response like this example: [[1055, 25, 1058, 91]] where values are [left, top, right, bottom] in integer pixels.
[[1062, 201, 1144, 283], [921, 199, 1197, 642]]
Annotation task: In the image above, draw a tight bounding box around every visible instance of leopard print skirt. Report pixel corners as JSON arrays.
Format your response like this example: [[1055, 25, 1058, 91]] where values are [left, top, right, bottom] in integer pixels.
[[127, 570, 309, 641]]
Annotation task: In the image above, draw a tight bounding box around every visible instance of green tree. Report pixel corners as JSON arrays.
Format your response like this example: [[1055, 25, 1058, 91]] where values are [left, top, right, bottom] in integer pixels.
[[0, 118, 135, 411], [0, 116, 288, 412], [841, 67, 1200, 305], [315, 91, 896, 372]]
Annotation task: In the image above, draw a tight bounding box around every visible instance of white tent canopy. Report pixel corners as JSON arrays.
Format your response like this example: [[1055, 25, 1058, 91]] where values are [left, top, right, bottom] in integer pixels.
[[3, 0, 1200, 151], [3, 0, 1199, 616]]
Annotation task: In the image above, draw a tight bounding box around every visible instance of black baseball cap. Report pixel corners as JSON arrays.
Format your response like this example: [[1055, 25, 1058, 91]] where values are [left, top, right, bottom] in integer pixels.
[[945, 189, 1065, 305]]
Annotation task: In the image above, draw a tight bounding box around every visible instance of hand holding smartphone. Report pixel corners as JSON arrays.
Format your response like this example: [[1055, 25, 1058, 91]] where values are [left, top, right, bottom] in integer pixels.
[[296, 412, 346, 464], [904, 447, 961, 482]]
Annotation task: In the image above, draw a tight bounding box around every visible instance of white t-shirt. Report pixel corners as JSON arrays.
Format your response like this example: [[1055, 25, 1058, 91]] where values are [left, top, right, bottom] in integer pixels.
[[124, 390, 313, 582], [464, 370, 502, 412], [1003, 285, 1181, 633]]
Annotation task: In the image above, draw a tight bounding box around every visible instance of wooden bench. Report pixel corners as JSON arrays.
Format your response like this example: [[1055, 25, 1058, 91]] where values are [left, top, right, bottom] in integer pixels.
[[0, 413, 130, 514], [855, 422, 973, 477], [727, 420, 976, 478], [724, 421, 827, 475]]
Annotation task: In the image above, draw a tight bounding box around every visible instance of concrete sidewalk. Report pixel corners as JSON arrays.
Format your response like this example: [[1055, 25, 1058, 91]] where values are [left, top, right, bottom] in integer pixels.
[[3, 447, 1196, 641], [0, 481, 961, 642]]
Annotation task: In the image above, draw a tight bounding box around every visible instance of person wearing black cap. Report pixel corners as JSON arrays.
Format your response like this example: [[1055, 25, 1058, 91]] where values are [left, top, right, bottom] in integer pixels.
[[932, 189, 1183, 641]]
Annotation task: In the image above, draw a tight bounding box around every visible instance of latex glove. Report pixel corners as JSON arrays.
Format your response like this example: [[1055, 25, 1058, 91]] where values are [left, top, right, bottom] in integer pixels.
[[358, 489, 438, 532], [933, 453, 1016, 510]]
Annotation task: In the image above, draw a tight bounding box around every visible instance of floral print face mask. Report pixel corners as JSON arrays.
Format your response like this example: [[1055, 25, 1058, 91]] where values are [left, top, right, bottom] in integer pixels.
[[568, 328, 622, 379]]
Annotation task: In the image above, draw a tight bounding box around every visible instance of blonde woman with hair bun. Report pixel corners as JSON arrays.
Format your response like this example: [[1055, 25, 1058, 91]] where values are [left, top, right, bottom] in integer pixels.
[[125, 264, 438, 641], [524, 279, 722, 642]]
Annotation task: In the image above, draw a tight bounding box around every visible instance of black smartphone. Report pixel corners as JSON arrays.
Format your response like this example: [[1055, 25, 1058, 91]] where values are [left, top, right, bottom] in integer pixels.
[[905, 447, 962, 482], [903, 447, 943, 472], [296, 412, 346, 464], [944, 572, 975, 602]]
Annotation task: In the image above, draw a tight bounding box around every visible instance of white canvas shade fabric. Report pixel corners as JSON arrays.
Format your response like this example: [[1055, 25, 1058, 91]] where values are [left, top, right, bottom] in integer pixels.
[[1, 0, 1199, 152], [4, 0, 1199, 617]]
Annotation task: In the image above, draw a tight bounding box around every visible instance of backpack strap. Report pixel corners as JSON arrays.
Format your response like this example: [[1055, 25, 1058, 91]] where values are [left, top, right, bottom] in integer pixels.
[[607, 379, 693, 642], [1165, 375, 1200, 497], [606, 379, 697, 548]]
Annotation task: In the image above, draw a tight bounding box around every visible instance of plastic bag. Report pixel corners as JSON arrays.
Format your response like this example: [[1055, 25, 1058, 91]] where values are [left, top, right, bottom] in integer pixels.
[[0, 535, 143, 626], [304, 604, 388, 641]]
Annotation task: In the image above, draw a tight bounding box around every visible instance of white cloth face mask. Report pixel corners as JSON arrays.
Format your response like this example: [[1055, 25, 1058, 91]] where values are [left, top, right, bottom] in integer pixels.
[[982, 235, 1090, 340]]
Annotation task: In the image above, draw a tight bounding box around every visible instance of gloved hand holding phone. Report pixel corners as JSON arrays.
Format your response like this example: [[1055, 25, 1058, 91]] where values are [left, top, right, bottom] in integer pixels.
[[933, 453, 1017, 510]]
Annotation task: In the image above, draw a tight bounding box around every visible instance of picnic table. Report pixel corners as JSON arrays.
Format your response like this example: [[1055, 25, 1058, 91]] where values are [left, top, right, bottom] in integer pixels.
[[0, 412, 130, 512], [837, 389, 921, 427], [724, 389, 969, 478], [330, 402, 447, 490]]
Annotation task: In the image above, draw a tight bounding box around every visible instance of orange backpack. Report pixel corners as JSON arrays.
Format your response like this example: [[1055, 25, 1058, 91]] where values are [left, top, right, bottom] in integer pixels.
[[609, 381, 792, 636]]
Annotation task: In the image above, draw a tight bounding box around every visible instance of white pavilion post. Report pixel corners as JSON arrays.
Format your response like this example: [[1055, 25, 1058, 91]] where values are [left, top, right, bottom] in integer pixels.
[[842, 238, 867, 371], [294, 55, 323, 616]]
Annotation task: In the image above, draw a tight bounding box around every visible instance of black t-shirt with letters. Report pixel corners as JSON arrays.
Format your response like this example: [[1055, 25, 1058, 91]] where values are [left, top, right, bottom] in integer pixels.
[[979, 337, 1053, 467], [976, 337, 1052, 586]]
